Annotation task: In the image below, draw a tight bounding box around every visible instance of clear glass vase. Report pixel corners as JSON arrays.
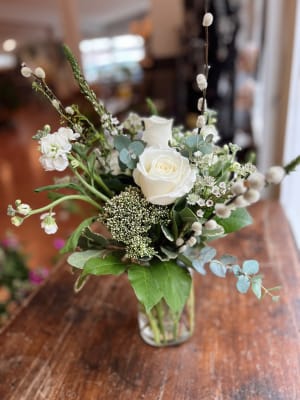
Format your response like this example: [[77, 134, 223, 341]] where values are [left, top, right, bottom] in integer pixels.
[[137, 282, 195, 347]]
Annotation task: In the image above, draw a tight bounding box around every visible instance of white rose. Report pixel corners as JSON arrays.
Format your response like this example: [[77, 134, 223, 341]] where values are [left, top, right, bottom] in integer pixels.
[[142, 116, 173, 147], [133, 147, 196, 205]]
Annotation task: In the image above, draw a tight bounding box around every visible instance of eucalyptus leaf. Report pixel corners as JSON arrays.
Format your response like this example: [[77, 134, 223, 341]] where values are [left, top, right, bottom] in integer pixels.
[[128, 265, 163, 312], [113, 135, 131, 151], [251, 277, 262, 299], [67, 250, 103, 269], [236, 275, 251, 293], [209, 260, 227, 278], [232, 264, 241, 276], [129, 141, 145, 155], [215, 208, 253, 234], [119, 148, 136, 169], [192, 260, 207, 275], [220, 254, 237, 265], [242, 259, 259, 275]]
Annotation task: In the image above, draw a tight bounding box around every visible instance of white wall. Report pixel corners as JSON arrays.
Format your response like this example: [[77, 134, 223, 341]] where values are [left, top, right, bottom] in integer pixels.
[[280, 0, 300, 249]]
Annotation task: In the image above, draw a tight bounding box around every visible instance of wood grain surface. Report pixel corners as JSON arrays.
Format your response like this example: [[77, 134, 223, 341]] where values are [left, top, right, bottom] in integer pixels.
[[0, 201, 299, 400]]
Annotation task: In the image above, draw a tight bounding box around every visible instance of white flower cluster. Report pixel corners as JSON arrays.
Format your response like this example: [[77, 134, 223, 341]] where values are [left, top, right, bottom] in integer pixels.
[[39, 127, 80, 171]]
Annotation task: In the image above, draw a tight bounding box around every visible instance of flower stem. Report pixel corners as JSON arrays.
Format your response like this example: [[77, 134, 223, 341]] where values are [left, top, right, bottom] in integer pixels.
[[25, 194, 102, 218], [72, 168, 110, 202]]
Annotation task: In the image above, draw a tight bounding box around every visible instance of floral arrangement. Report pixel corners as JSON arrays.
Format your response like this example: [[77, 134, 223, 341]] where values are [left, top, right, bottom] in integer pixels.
[[0, 233, 48, 326], [7, 12, 300, 345]]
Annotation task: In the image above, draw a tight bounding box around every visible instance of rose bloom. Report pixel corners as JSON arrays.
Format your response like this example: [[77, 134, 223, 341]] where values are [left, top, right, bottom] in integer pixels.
[[133, 147, 196, 205], [142, 116, 173, 147]]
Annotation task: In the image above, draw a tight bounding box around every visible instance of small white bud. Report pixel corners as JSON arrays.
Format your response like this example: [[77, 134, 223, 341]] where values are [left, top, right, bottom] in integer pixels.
[[191, 222, 202, 233], [17, 203, 31, 216], [243, 189, 260, 204], [34, 67, 46, 79], [179, 244, 187, 253], [187, 236, 197, 247], [214, 203, 231, 219], [202, 12, 214, 27], [21, 66, 32, 78], [51, 99, 60, 110], [196, 73, 208, 91], [247, 172, 265, 191], [176, 238, 184, 247], [65, 106, 74, 115], [205, 220, 217, 230], [197, 97, 207, 112], [196, 115, 207, 129], [231, 180, 247, 195], [265, 166, 285, 184], [11, 216, 23, 227]]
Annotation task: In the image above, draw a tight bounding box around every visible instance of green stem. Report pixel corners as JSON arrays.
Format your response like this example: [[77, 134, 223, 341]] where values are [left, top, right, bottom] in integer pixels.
[[70, 154, 113, 197], [154, 302, 167, 343], [72, 168, 109, 202], [146, 307, 161, 345], [25, 194, 101, 218]]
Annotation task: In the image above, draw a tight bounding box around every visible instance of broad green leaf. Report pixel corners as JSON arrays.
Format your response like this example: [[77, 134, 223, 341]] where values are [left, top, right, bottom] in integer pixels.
[[60, 217, 95, 254], [83, 254, 127, 276], [128, 265, 163, 312], [215, 208, 253, 234], [236, 275, 251, 293], [242, 259, 259, 275], [67, 249, 103, 269], [251, 277, 262, 299], [209, 260, 227, 278], [113, 135, 131, 151], [179, 207, 198, 223], [151, 261, 192, 314]]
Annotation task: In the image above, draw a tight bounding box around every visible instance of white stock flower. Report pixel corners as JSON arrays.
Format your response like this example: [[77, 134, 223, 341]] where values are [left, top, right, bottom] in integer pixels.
[[265, 166, 285, 184], [17, 203, 31, 216], [133, 147, 196, 205], [40, 212, 58, 235], [142, 116, 173, 147], [57, 127, 80, 141]]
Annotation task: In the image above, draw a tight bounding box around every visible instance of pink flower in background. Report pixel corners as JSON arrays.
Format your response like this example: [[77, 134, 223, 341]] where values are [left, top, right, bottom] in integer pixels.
[[53, 238, 65, 250], [29, 268, 49, 285]]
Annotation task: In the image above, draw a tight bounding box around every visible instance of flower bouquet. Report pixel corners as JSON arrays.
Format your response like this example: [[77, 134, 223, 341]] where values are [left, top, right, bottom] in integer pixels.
[[7, 13, 300, 346]]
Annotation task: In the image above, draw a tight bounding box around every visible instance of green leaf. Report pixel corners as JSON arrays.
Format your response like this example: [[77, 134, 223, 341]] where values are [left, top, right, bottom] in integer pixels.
[[128, 265, 163, 312], [236, 275, 251, 293], [242, 259, 259, 275], [179, 207, 198, 223], [251, 277, 262, 299], [82, 254, 127, 276], [80, 227, 108, 248], [60, 217, 95, 254], [215, 208, 253, 234], [160, 246, 178, 259], [74, 274, 90, 293], [114, 135, 131, 151], [161, 225, 174, 242], [209, 260, 227, 278], [151, 261, 192, 314], [67, 249, 103, 269], [146, 98, 158, 115]]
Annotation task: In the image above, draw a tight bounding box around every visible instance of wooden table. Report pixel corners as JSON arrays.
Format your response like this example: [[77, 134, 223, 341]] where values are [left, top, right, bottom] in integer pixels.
[[1, 201, 300, 400]]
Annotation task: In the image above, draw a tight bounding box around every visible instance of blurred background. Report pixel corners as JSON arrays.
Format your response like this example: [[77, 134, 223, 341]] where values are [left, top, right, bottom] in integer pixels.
[[0, 0, 299, 278]]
